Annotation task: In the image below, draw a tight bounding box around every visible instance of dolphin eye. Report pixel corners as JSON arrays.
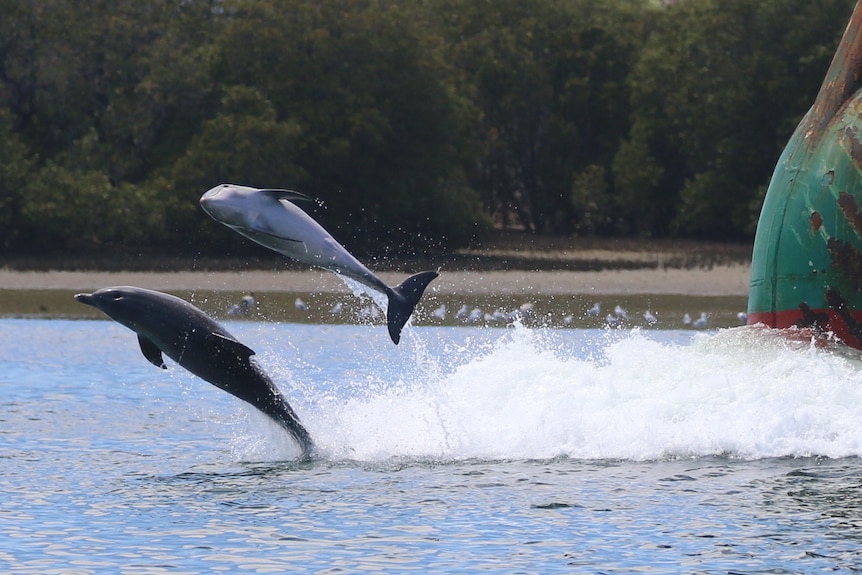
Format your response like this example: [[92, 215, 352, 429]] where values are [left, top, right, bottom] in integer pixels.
[[110, 293, 123, 300]]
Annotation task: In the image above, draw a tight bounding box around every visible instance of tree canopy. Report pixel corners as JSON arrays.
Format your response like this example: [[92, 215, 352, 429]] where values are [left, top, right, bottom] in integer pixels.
[[0, 0, 855, 259]]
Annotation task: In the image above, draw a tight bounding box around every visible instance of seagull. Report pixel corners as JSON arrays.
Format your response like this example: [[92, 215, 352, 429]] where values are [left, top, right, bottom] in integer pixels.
[[491, 308, 510, 322], [295, 297, 308, 312], [682, 313, 692, 325], [563, 314, 574, 325], [614, 305, 628, 320], [606, 313, 622, 327], [227, 294, 255, 316], [737, 311, 748, 324], [643, 310, 658, 325], [358, 305, 382, 320], [467, 308, 483, 323], [455, 304, 469, 320], [586, 302, 601, 317], [330, 302, 343, 315], [693, 312, 709, 329], [432, 304, 447, 320]]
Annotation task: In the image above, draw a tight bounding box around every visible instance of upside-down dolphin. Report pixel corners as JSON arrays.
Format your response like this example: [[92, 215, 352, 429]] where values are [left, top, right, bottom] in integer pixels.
[[199, 183, 439, 344], [75, 286, 314, 459]]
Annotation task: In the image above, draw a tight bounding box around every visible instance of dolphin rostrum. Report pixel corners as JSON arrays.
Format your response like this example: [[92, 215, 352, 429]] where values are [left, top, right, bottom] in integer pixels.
[[75, 286, 314, 459], [199, 183, 439, 344]]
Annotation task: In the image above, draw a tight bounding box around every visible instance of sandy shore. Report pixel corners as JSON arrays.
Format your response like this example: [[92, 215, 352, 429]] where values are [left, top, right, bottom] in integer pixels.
[[0, 265, 752, 296]]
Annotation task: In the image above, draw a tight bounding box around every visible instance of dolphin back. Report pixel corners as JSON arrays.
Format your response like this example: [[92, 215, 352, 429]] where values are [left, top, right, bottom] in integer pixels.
[[386, 271, 439, 344]]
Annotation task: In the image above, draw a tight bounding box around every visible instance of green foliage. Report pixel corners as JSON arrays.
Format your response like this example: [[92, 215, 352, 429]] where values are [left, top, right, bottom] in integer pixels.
[[571, 164, 613, 235], [210, 0, 482, 253], [20, 164, 167, 252], [624, 0, 854, 238], [612, 129, 664, 236], [170, 85, 307, 250], [0, 109, 35, 249], [0, 0, 858, 260], [435, 0, 648, 234]]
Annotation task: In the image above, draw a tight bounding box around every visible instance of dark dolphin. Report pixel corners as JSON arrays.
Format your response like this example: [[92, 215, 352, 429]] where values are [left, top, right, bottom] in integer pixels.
[[199, 183, 439, 344], [75, 286, 314, 459]]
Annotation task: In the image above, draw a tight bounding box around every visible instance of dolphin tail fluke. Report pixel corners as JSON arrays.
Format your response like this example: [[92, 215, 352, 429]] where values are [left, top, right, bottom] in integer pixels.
[[386, 270, 440, 344]]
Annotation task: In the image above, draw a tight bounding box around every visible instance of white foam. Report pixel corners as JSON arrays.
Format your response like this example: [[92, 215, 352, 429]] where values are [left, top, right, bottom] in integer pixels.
[[235, 324, 862, 462]]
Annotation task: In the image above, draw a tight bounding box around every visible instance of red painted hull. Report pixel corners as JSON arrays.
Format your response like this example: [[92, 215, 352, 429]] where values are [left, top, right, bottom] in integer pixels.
[[747, 309, 862, 349]]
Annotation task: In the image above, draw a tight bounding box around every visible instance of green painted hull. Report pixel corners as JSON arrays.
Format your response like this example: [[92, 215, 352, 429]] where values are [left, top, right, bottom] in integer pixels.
[[748, 1, 862, 348]]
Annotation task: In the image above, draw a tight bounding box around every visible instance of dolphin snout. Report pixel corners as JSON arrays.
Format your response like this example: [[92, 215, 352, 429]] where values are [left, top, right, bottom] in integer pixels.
[[200, 185, 245, 226], [74, 293, 95, 306], [199, 186, 226, 217], [200, 184, 230, 207]]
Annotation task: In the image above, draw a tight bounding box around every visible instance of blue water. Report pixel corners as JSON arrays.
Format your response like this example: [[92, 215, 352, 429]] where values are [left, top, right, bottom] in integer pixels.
[[3, 318, 862, 573]]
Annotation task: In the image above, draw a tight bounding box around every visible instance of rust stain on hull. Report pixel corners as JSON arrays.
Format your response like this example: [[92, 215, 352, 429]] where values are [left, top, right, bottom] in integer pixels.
[[810, 210, 823, 231], [826, 286, 862, 344], [796, 301, 829, 332], [827, 237, 862, 292], [806, 7, 862, 145], [843, 125, 862, 168], [794, 287, 862, 348], [838, 191, 862, 237]]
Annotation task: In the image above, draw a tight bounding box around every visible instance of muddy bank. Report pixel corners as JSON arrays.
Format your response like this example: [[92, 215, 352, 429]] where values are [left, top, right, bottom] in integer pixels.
[[0, 265, 751, 297]]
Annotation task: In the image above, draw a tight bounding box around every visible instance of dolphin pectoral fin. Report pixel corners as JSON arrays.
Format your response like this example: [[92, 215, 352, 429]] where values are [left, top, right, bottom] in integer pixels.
[[247, 215, 305, 245], [210, 332, 257, 359], [258, 189, 314, 203], [386, 270, 440, 345], [138, 335, 167, 369]]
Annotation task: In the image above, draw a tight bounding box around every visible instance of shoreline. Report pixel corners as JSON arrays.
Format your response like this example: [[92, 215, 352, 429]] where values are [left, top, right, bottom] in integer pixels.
[[0, 265, 752, 297]]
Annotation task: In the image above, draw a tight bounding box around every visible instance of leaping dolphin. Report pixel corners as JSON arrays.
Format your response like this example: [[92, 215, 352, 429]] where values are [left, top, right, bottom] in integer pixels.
[[75, 286, 314, 459], [199, 183, 439, 344]]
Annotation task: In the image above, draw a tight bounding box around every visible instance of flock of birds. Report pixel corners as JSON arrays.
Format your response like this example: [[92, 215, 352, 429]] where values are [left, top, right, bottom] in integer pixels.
[[229, 294, 749, 330], [422, 301, 746, 329]]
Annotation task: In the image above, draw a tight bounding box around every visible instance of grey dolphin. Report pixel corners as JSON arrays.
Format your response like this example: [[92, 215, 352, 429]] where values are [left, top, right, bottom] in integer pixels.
[[199, 183, 439, 344], [75, 286, 314, 459]]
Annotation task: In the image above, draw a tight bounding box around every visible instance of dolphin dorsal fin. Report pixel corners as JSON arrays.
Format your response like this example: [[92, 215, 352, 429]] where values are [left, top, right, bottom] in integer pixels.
[[258, 189, 313, 204], [211, 331, 256, 359], [138, 335, 167, 369]]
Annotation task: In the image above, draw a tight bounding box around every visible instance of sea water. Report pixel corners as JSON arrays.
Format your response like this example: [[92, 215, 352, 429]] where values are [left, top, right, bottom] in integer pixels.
[[2, 318, 862, 573]]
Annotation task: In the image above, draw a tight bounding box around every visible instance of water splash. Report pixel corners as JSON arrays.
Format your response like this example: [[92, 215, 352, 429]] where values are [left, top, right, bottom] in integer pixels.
[[230, 323, 862, 463]]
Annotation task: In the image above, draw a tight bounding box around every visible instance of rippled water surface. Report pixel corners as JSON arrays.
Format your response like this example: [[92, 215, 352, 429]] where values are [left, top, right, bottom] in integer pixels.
[[3, 318, 862, 573]]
